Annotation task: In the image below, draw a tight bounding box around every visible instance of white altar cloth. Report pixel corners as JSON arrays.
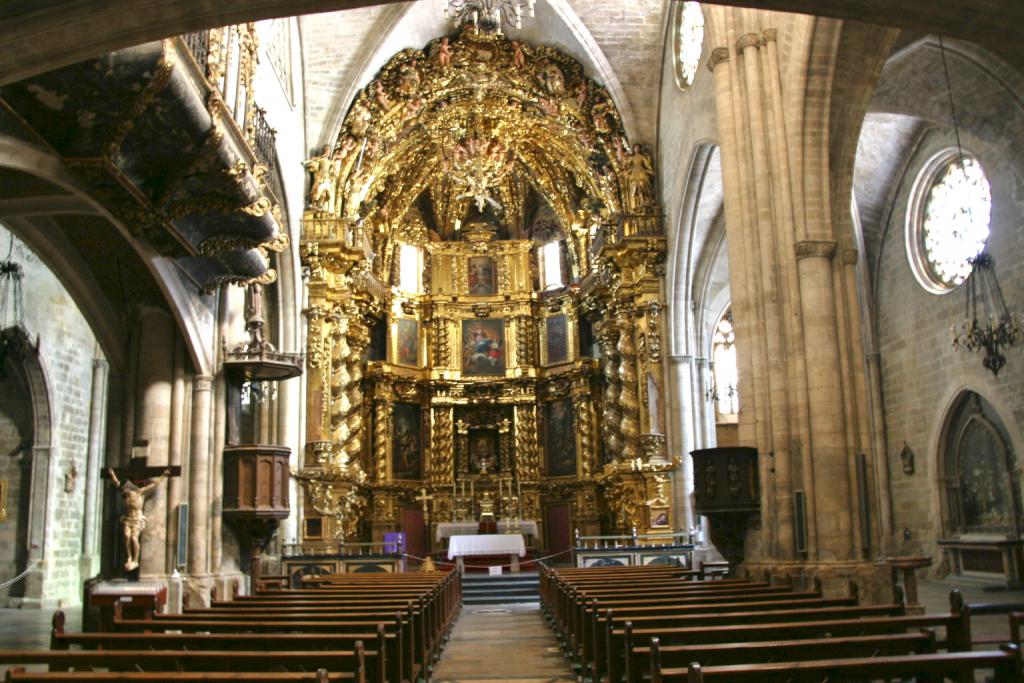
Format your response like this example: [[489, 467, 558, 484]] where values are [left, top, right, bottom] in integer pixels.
[[447, 534, 526, 560], [436, 521, 539, 543]]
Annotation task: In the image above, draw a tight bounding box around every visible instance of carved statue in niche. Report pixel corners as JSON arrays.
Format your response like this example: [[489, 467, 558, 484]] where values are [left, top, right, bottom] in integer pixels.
[[621, 143, 655, 212], [304, 145, 341, 211]]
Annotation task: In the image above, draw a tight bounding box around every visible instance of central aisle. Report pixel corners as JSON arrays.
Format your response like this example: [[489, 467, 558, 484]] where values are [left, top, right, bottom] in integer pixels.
[[433, 602, 575, 682]]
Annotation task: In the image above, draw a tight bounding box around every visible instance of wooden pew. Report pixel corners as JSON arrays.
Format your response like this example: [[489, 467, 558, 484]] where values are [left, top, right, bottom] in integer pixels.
[[5, 669, 342, 683], [638, 629, 937, 669], [650, 640, 1023, 682], [1, 647, 366, 683]]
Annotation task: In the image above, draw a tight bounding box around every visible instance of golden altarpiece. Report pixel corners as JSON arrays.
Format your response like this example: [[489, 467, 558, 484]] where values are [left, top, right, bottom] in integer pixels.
[[295, 25, 675, 555]]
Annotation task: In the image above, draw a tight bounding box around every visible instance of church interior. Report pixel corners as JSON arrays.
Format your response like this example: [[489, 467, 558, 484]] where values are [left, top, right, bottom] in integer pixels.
[[1, 0, 1024, 679]]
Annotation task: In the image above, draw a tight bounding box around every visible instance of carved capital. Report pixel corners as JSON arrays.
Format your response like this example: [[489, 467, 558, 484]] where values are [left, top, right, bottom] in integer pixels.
[[794, 239, 837, 260], [193, 375, 214, 393], [841, 248, 859, 265], [761, 29, 778, 43], [708, 47, 730, 72], [736, 33, 761, 51]]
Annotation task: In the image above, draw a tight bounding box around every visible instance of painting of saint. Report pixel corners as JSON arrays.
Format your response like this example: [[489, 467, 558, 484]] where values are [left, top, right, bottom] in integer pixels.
[[545, 398, 577, 477], [468, 430, 500, 475], [467, 256, 496, 296], [546, 314, 568, 364], [396, 318, 418, 366], [461, 319, 505, 376], [391, 403, 422, 480]]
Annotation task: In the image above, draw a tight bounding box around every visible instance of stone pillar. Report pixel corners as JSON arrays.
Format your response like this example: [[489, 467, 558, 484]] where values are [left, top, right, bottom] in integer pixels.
[[209, 373, 226, 574], [668, 355, 696, 531], [164, 339, 187, 574], [135, 309, 175, 579], [795, 240, 852, 560], [187, 375, 213, 582], [80, 356, 108, 577]]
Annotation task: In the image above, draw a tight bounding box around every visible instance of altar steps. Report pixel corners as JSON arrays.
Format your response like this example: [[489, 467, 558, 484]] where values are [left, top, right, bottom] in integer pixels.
[[462, 572, 540, 604]]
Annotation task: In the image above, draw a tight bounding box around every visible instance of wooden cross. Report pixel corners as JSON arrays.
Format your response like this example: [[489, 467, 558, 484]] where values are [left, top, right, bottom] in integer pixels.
[[100, 441, 182, 484]]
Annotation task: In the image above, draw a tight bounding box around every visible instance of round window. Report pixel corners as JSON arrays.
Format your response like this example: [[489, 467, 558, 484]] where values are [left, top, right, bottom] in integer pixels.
[[675, 2, 705, 90], [907, 152, 991, 293]]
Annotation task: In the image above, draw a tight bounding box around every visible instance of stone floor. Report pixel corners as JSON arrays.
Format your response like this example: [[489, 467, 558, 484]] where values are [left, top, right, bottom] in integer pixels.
[[432, 602, 574, 682]]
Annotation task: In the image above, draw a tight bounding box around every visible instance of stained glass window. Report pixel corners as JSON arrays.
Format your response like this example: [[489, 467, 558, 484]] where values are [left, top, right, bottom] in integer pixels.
[[920, 157, 991, 288], [712, 307, 738, 420], [540, 240, 563, 290], [398, 243, 422, 293], [676, 2, 705, 89]]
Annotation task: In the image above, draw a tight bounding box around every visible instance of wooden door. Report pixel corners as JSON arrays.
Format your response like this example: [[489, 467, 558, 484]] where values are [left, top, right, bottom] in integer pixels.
[[545, 503, 572, 560], [401, 506, 427, 561]]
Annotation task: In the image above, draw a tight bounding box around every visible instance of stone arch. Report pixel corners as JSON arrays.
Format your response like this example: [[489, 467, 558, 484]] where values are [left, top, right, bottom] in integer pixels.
[[934, 389, 1022, 539], [0, 325, 54, 604]]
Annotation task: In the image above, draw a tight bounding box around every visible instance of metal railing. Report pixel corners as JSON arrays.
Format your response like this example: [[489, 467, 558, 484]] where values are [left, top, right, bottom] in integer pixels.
[[182, 30, 210, 74]]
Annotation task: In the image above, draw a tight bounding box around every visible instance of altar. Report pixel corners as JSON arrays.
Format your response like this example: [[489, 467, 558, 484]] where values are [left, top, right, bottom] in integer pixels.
[[436, 520, 539, 544], [448, 533, 526, 573]]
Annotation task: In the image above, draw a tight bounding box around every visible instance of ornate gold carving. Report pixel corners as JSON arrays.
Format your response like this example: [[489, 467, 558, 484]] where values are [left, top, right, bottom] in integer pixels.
[[574, 394, 594, 479], [430, 407, 454, 485], [617, 318, 640, 461], [515, 404, 540, 481]]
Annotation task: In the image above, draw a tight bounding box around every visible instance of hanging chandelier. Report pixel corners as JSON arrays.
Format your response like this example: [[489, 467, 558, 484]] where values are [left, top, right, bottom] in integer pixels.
[[445, 0, 536, 33], [951, 253, 1021, 375], [938, 37, 1021, 375]]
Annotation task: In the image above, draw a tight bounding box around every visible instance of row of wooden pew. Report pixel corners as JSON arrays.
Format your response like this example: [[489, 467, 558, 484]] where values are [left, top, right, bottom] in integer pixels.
[[539, 563, 1024, 682], [2, 570, 461, 683]]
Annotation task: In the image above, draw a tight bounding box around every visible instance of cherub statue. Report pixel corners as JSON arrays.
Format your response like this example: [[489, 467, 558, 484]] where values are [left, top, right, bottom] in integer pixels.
[[511, 41, 526, 70], [108, 467, 171, 572], [436, 37, 452, 69], [374, 81, 393, 111]]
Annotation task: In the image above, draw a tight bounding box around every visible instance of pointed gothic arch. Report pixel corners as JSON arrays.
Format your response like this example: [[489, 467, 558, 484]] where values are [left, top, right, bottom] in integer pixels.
[[0, 325, 53, 604]]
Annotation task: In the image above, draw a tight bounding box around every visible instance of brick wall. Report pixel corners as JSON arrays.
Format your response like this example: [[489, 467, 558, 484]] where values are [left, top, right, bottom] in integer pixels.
[[875, 128, 1024, 564], [0, 225, 101, 606]]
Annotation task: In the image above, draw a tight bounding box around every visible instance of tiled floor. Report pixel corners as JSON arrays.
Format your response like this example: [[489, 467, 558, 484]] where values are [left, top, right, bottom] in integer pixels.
[[432, 602, 575, 682]]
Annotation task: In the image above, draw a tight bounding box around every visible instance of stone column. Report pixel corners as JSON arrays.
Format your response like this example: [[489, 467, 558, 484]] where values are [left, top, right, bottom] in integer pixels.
[[164, 339, 187, 574], [135, 309, 175, 578], [668, 355, 696, 531], [187, 375, 213, 581], [80, 356, 108, 577], [795, 240, 852, 560]]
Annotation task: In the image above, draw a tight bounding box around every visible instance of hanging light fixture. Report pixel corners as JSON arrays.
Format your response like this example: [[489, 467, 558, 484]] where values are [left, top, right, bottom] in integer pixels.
[[445, 0, 536, 33], [951, 252, 1021, 375], [939, 37, 1021, 375]]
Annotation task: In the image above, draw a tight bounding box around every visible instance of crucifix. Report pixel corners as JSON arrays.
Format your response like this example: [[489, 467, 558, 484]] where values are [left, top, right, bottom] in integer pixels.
[[414, 487, 436, 572], [102, 441, 182, 574]]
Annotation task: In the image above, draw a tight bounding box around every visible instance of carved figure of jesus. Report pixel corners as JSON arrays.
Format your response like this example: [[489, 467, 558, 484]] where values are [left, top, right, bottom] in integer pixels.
[[107, 467, 171, 572]]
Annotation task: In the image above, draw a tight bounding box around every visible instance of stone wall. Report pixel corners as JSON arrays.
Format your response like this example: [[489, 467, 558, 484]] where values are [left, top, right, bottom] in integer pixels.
[[0, 225, 103, 607], [875, 127, 1024, 567]]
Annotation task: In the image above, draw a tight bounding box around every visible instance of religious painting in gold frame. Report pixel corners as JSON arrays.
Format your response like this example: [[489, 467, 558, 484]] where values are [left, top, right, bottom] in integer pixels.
[[395, 318, 419, 366], [545, 314, 568, 365], [468, 429, 501, 474], [391, 403, 423, 480], [649, 506, 671, 528], [544, 398, 577, 477], [461, 318, 505, 376], [467, 256, 497, 296]]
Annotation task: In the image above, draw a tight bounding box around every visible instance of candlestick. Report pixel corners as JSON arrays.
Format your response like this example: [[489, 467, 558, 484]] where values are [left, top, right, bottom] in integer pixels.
[[517, 478, 521, 501], [470, 478, 474, 499], [453, 479, 457, 501]]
